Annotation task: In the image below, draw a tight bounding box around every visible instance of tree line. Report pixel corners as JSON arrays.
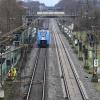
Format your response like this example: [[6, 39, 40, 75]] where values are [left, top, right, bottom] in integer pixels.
[[0, 0, 25, 34], [56, 0, 100, 31]]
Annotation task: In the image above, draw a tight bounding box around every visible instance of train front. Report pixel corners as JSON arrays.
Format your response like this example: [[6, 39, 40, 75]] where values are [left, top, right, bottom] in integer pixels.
[[37, 30, 50, 48]]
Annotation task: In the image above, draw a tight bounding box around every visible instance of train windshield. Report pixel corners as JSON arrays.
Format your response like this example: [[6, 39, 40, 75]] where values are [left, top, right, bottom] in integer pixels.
[[40, 30, 46, 37], [42, 32, 46, 37]]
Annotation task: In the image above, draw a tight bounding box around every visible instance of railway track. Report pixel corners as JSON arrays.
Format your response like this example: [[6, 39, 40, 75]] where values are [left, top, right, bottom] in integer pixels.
[[52, 19, 89, 100], [25, 48, 47, 100]]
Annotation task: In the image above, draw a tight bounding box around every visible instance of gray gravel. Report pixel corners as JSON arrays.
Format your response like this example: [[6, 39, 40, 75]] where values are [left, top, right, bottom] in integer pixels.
[[20, 48, 39, 99], [47, 47, 64, 100], [18, 36, 64, 100], [46, 26, 64, 100], [29, 48, 46, 100], [21, 48, 39, 78], [51, 18, 100, 100]]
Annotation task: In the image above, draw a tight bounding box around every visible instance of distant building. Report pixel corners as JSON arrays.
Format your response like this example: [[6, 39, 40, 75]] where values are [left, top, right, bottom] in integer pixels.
[[39, 3, 46, 11]]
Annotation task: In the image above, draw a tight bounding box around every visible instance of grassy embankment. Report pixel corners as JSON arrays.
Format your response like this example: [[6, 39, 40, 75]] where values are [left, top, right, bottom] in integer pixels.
[[74, 31, 100, 93]]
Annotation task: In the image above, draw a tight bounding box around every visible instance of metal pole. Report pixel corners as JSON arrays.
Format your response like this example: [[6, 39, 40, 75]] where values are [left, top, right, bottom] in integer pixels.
[[95, 31, 98, 77], [91, 26, 98, 82], [95, 32, 97, 59], [92, 26, 95, 78], [92, 44, 95, 78], [0, 52, 2, 86]]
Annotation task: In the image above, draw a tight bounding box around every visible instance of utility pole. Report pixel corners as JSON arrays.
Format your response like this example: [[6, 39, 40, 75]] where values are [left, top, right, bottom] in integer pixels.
[[0, 52, 2, 86], [79, 0, 90, 68], [91, 26, 98, 82], [85, 0, 89, 68], [91, 0, 99, 82]]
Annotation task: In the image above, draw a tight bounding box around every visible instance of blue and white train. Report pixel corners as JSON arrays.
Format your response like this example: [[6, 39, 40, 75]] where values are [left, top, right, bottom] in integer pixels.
[[37, 30, 50, 48]]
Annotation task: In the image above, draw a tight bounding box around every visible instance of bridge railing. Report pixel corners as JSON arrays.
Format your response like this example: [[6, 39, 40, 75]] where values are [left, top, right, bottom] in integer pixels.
[[37, 11, 65, 16]]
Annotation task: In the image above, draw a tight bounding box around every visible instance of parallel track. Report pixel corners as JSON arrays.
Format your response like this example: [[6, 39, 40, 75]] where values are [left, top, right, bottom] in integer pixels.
[[25, 48, 47, 100], [53, 20, 89, 100], [53, 31, 71, 100]]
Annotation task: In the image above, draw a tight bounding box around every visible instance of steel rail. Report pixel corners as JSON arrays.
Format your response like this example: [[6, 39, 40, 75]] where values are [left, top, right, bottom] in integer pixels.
[[26, 48, 40, 100], [42, 49, 47, 100], [57, 28, 89, 100], [26, 48, 47, 100], [53, 32, 71, 100]]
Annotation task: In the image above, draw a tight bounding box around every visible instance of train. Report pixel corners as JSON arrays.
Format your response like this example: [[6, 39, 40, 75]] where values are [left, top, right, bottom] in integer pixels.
[[37, 30, 50, 48]]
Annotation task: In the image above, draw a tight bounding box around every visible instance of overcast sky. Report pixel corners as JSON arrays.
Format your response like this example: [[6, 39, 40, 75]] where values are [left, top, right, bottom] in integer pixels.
[[23, 0, 60, 6]]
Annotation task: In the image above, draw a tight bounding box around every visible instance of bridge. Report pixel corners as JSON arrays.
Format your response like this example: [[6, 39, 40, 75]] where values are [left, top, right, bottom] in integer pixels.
[[37, 11, 65, 18], [25, 11, 77, 19]]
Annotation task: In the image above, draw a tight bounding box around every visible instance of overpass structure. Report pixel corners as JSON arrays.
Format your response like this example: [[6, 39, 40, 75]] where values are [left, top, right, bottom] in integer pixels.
[[37, 11, 65, 18], [25, 11, 77, 19]]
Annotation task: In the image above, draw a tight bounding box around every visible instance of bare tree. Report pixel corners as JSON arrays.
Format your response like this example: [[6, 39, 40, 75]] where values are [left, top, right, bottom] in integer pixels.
[[0, 0, 25, 33], [56, 0, 100, 30]]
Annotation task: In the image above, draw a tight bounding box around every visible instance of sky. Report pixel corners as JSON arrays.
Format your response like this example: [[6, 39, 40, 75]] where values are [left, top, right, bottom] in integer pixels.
[[24, 0, 60, 6]]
